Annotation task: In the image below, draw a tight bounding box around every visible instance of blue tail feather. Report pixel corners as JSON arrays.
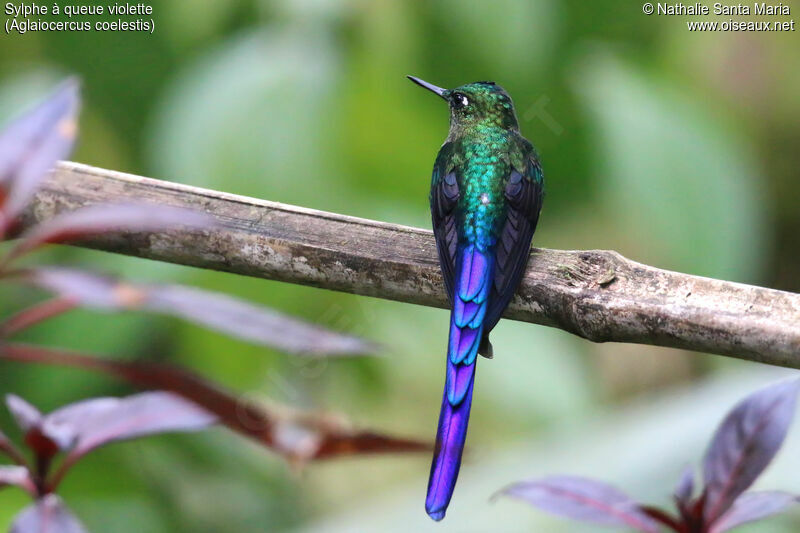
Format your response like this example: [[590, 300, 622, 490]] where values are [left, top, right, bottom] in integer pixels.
[[468, 300, 488, 329], [458, 245, 490, 301], [426, 245, 494, 521], [448, 323, 481, 365], [453, 298, 480, 328], [425, 367, 475, 521], [446, 359, 476, 405]]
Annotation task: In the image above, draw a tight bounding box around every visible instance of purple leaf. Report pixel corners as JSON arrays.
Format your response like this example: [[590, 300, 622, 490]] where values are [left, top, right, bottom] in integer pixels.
[[496, 476, 661, 533], [6, 394, 42, 432], [0, 80, 80, 223], [674, 465, 695, 505], [5, 394, 61, 458], [36, 397, 119, 451], [19, 268, 138, 308], [10, 495, 88, 533], [22, 268, 379, 356], [42, 391, 216, 460], [0, 465, 34, 493], [145, 285, 379, 356], [709, 491, 797, 533], [702, 378, 800, 524], [9, 203, 215, 259]]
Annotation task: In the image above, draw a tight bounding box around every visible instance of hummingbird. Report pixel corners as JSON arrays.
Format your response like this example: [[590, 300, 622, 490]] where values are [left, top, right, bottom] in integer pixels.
[[408, 76, 544, 521]]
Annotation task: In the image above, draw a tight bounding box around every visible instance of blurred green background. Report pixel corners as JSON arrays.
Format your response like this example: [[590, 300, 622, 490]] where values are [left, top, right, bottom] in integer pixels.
[[1, 1, 799, 531]]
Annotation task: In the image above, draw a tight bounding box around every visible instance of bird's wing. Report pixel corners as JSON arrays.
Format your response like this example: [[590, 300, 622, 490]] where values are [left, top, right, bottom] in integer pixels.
[[430, 143, 459, 303], [483, 151, 544, 331]]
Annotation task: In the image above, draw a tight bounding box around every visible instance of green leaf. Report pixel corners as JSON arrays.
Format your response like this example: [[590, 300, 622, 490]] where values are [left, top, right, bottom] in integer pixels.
[[147, 28, 341, 208], [573, 51, 769, 283], [431, 0, 560, 78]]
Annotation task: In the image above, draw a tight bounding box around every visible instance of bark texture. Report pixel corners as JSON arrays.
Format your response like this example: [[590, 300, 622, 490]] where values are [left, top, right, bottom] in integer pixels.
[[19, 162, 800, 366]]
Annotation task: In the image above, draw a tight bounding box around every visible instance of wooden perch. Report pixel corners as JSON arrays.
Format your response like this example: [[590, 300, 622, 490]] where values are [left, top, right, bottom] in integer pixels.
[[18, 161, 800, 367]]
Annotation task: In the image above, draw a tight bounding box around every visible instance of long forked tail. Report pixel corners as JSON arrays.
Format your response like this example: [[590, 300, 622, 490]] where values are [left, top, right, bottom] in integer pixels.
[[426, 244, 493, 521]]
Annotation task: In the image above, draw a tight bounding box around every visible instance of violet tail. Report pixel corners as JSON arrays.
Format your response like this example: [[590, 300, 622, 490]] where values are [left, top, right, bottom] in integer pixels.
[[426, 244, 492, 520], [425, 367, 475, 520]]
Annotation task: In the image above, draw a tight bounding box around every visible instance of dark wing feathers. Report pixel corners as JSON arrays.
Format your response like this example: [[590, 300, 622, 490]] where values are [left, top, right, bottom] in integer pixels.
[[483, 155, 543, 332], [430, 144, 460, 303]]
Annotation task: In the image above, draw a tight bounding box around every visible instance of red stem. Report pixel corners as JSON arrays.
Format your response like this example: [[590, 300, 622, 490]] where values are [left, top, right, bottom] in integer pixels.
[[33, 453, 52, 496], [0, 342, 430, 461], [0, 439, 30, 468], [45, 452, 79, 493], [0, 297, 77, 337], [640, 505, 685, 532]]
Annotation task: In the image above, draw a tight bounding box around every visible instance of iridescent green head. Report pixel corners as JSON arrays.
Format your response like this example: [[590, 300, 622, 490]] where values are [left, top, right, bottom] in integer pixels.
[[407, 76, 519, 134]]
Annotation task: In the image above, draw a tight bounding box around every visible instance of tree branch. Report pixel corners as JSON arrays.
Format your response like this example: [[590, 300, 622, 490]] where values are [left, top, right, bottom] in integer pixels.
[[18, 161, 800, 366]]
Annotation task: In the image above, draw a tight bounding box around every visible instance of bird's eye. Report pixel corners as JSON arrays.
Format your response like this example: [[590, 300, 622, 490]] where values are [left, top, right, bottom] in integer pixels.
[[451, 93, 469, 109]]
